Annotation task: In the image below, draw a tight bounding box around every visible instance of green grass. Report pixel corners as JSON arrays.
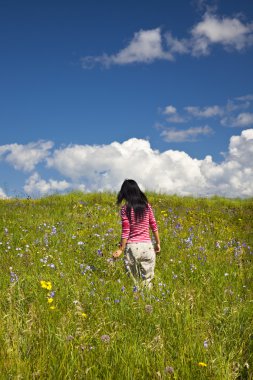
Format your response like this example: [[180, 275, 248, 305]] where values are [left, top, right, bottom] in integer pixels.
[[0, 192, 253, 379]]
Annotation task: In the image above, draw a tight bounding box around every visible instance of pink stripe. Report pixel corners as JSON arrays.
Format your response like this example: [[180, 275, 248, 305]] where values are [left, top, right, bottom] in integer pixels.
[[121, 204, 157, 242]]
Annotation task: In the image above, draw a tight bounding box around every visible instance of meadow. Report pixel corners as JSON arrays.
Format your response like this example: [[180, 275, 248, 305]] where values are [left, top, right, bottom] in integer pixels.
[[0, 192, 252, 380]]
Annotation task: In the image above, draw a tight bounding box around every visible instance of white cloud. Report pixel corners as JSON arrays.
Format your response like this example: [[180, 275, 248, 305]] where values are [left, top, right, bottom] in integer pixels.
[[163, 105, 177, 115], [159, 95, 253, 129], [81, 28, 173, 68], [0, 141, 53, 172], [162, 105, 186, 123], [40, 139, 208, 196], [165, 32, 190, 54], [160, 126, 213, 142], [185, 105, 224, 117], [166, 115, 186, 123], [16, 129, 253, 198], [199, 129, 253, 197], [236, 94, 253, 102], [0, 187, 8, 199], [191, 13, 253, 55], [221, 112, 253, 127], [23, 172, 84, 196], [81, 12, 253, 67], [232, 112, 253, 127]]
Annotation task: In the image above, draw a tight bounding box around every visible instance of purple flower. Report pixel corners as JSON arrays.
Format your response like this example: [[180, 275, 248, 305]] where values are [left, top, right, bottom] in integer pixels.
[[51, 226, 57, 235], [10, 267, 18, 283], [164, 366, 174, 374]]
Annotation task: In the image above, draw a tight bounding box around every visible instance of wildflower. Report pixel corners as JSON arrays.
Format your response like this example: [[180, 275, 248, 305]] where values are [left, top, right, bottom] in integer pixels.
[[203, 340, 208, 348], [81, 313, 87, 318], [48, 298, 54, 304], [164, 366, 174, 374], [40, 280, 52, 290], [49, 306, 56, 310], [101, 334, 110, 343], [51, 226, 57, 235], [114, 299, 120, 303], [145, 304, 153, 313], [133, 286, 138, 292], [198, 362, 207, 367], [10, 267, 18, 283]]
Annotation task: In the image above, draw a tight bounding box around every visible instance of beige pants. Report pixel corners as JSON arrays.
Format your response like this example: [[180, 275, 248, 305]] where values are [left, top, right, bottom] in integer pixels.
[[124, 242, 156, 287]]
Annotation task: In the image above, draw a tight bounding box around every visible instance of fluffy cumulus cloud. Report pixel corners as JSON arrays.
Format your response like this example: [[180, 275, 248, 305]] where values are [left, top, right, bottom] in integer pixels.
[[0, 187, 8, 199], [46, 138, 206, 195], [199, 129, 253, 197], [81, 11, 253, 67], [43, 130, 253, 198], [24, 172, 69, 195], [24, 172, 86, 196], [1, 130, 253, 198], [0, 140, 53, 172]]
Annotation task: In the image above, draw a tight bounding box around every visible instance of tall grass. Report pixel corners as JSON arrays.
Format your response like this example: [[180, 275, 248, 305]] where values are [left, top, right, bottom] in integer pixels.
[[0, 192, 252, 379]]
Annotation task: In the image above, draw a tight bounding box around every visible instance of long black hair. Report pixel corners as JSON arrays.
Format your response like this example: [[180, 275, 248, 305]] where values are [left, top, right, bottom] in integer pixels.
[[117, 179, 148, 222]]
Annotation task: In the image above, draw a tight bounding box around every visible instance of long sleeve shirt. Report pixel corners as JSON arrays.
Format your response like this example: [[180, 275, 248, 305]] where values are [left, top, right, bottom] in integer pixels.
[[121, 203, 158, 243]]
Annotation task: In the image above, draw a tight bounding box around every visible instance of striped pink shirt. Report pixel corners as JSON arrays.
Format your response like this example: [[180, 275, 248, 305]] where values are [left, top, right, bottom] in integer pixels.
[[121, 203, 158, 243]]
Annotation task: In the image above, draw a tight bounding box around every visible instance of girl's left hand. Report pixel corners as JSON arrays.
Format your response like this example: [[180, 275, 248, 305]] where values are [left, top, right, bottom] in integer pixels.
[[112, 249, 123, 258]]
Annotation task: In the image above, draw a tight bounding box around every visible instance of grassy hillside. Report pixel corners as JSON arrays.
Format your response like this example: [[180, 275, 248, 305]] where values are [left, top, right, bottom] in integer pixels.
[[0, 192, 253, 379]]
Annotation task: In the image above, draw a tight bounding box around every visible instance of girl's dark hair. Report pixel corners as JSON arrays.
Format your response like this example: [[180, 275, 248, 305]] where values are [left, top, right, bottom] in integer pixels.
[[117, 179, 148, 221]]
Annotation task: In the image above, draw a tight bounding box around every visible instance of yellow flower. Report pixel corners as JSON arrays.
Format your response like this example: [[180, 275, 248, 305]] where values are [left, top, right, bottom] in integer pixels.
[[81, 313, 87, 318], [50, 306, 56, 310], [48, 298, 54, 304], [40, 280, 52, 290], [198, 362, 207, 367]]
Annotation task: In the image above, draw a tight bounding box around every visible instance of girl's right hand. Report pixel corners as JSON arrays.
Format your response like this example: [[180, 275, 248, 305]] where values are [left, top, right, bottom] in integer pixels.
[[155, 243, 161, 253]]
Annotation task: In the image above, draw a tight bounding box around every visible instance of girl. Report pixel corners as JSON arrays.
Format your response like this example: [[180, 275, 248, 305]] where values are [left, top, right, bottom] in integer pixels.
[[113, 179, 160, 287]]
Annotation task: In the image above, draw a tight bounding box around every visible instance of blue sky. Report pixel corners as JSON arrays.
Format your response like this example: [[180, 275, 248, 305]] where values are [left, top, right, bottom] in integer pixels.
[[1, 0, 253, 198]]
